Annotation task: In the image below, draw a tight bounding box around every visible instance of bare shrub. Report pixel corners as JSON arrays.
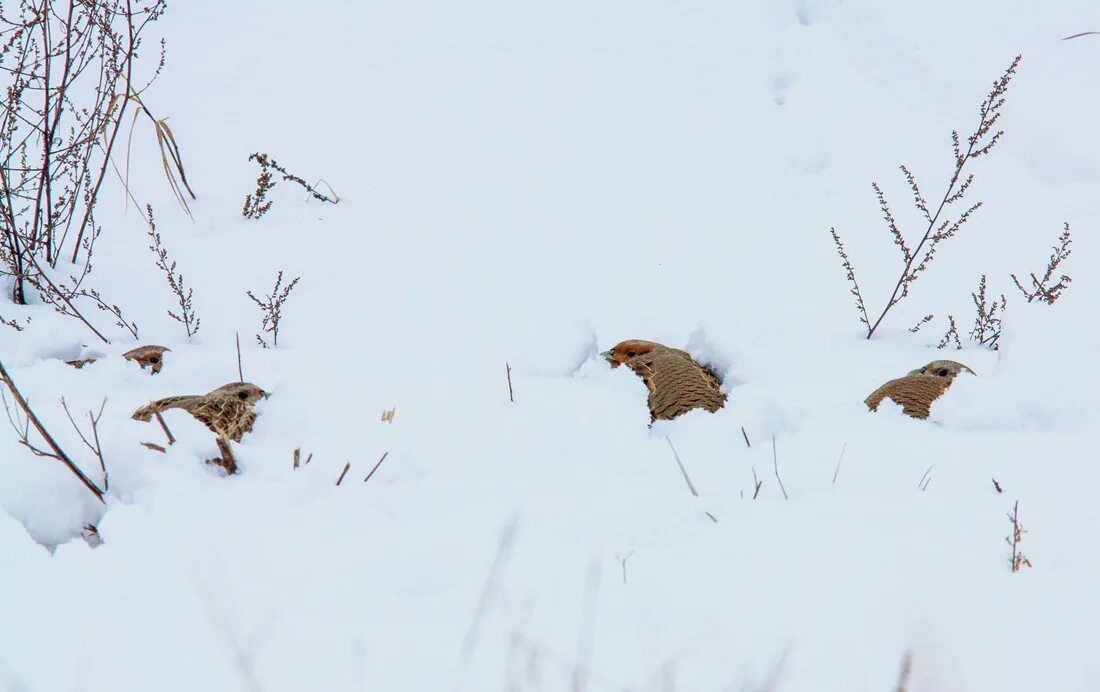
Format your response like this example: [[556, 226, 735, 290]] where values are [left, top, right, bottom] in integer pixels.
[[146, 205, 200, 338], [936, 315, 961, 350], [1011, 222, 1072, 305], [1006, 500, 1032, 573], [241, 165, 274, 220], [246, 270, 299, 348], [969, 274, 1005, 349], [242, 153, 338, 219], [0, 0, 168, 305], [830, 56, 1021, 339]]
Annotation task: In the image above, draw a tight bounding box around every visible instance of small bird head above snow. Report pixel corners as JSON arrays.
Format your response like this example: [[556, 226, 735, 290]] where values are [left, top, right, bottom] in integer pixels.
[[600, 340, 664, 368], [908, 360, 975, 378], [209, 382, 268, 403], [122, 345, 170, 374]]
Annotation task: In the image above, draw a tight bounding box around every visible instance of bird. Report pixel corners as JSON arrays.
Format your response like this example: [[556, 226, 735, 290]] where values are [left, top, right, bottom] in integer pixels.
[[66, 345, 170, 374], [601, 340, 726, 421], [865, 360, 975, 419], [132, 382, 267, 442]]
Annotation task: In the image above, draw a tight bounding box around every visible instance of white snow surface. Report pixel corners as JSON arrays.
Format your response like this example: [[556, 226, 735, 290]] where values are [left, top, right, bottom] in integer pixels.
[[3, 1, 1100, 690]]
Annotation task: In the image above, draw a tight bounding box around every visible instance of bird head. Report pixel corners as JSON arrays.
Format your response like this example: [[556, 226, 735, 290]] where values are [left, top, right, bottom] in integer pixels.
[[908, 360, 975, 378], [211, 382, 269, 403], [600, 340, 664, 368], [122, 345, 170, 374]]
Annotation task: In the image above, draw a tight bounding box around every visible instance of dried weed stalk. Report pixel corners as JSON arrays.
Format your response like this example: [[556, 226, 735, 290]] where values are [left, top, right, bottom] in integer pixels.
[[1011, 222, 1072, 305], [145, 205, 200, 338], [936, 315, 962, 350], [830, 56, 1021, 339], [0, 359, 106, 502], [969, 274, 1005, 349], [1006, 500, 1032, 573], [246, 270, 299, 348], [242, 153, 338, 219]]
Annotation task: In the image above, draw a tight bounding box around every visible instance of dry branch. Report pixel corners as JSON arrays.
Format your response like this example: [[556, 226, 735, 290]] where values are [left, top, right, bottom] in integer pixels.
[[0, 359, 105, 502]]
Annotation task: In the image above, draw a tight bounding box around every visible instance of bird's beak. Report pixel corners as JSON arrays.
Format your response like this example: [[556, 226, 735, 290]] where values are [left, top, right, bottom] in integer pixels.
[[261, 390, 271, 399], [599, 349, 613, 361], [907, 367, 925, 376]]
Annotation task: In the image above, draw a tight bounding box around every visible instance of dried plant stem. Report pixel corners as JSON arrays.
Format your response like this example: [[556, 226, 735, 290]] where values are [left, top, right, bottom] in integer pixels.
[[505, 362, 514, 403], [153, 409, 175, 445], [236, 332, 244, 382], [772, 435, 788, 500], [741, 426, 751, 448], [335, 462, 351, 486], [0, 359, 104, 502], [362, 451, 390, 484], [664, 437, 698, 497], [832, 442, 847, 484]]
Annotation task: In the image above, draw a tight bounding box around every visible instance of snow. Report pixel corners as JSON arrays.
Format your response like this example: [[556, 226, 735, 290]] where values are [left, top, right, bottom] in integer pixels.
[[3, 0, 1100, 689]]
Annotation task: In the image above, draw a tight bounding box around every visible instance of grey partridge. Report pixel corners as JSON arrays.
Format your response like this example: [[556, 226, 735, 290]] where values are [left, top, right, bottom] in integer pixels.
[[602, 340, 726, 422], [865, 360, 975, 419], [66, 345, 169, 374], [132, 382, 267, 442]]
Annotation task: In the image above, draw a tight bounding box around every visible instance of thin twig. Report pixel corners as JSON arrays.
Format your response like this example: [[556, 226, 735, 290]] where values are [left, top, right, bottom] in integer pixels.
[[0, 359, 104, 502], [506, 362, 514, 403], [772, 435, 788, 500], [832, 442, 847, 485], [235, 332, 244, 382], [153, 409, 175, 445], [741, 426, 751, 448], [362, 451, 389, 484], [665, 437, 698, 497], [615, 550, 635, 584], [751, 467, 763, 500], [917, 465, 933, 490], [335, 462, 351, 486]]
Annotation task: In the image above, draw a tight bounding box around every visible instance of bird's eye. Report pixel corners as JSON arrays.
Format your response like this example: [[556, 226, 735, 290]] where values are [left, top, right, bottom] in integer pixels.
[[937, 368, 949, 377], [626, 351, 636, 358], [238, 391, 249, 400], [149, 357, 159, 363]]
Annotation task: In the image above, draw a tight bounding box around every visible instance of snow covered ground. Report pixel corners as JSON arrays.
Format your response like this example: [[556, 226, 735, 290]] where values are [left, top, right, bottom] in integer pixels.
[[3, 0, 1100, 689]]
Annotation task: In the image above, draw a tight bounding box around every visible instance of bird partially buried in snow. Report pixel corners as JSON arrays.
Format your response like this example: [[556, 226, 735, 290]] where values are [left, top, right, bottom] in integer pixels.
[[67, 345, 170, 374], [132, 382, 267, 443], [601, 340, 726, 422], [133, 382, 268, 475], [865, 359, 974, 420]]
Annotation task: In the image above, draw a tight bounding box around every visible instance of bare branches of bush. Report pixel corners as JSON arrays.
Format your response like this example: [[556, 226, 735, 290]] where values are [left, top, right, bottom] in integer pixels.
[[241, 153, 339, 219], [0, 359, 106, 502], [146, 204, 200, 338], [936, 315, 961, 350], [246, 270, 299, 348], [830, 56, 1021, 339], [969, 274, 1005, 349], [1006, 500, 1032, 573], [1011, 223, 1072, 305], [0, 0, 168, 305]]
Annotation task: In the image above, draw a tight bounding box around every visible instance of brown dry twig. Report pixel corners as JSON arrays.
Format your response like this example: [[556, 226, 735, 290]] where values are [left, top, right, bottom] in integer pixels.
[[146, 205, 200, 338], [969, 274, 1006, 349], [1006, 500, 1032, 572], [0, 359, 105, 502], [830, 56, 1021, 339], [247, 271, 300, 348], [937, 315, 962, 350], [1011, 223, 1072, 305], [242, 153, 339, 219]]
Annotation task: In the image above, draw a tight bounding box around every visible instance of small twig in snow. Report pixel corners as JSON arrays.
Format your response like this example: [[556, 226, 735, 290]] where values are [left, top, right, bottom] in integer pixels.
[[832, 442, 847, 485], [772, 435, 788, 500], [741, 426, 751, 448], [362, 451, 390, 484], [506, 362, 514, 403], [665, 436, 698, 497], [335, 462, 351, 486], [615, 550, 635, 584]]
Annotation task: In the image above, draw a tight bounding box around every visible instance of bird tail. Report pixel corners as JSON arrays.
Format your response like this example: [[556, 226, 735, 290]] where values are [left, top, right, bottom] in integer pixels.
[[131, 395, 195, 421]]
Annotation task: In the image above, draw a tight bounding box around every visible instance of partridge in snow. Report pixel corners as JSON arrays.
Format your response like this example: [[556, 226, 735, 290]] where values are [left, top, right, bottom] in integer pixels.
[[132, 382, 267, 442], [601, 340, 726, 422], [67, 345, 170, 374], [865, 360, 975, 420]]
